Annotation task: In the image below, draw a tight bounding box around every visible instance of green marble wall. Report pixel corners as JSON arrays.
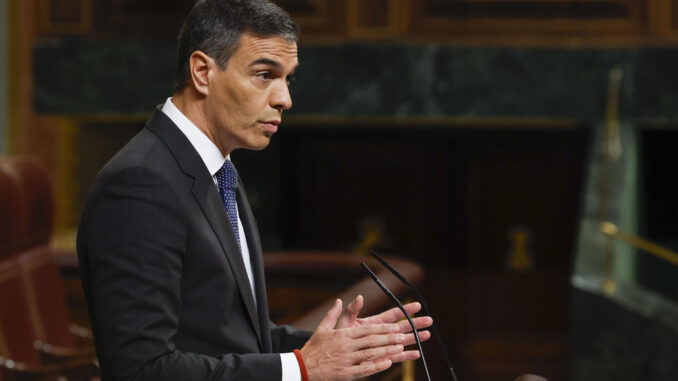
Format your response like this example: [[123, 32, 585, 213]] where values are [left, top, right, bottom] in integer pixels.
[[34, 41, 678, 121]]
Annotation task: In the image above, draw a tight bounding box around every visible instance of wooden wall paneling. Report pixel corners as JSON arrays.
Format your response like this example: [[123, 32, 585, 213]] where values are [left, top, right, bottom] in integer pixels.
[[38, 0, 348, 38], [347, 0, 409, 39], [9, 0, 36, 155], [76, 119, 144, 219], [28, 0, 678, 43], [466, 138, 584, 271], [38, 0, 91, 35], [671, 0, 678, 37], [13, 0, 79, 235], [463, 273, 570, 381], [285, 131, 452, 261], [410, 0, 649, 41], [54, 118, 79, 231], [646, 0, 672, 38], [92, 0, 192, 34], [275, 0, 347, 38]]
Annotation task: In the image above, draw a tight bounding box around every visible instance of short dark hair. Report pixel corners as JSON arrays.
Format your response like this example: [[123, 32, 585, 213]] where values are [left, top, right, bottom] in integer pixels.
[[174, 0, 299, 93]]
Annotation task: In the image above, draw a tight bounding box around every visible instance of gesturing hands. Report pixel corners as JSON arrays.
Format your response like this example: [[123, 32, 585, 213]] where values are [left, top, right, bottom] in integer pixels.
[[300, 296, 433, 381]]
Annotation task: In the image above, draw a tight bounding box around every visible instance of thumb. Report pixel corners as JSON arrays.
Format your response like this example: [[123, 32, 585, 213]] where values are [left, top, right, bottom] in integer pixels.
[[347, 294, 363, 319], [317, 299, 343, 331]]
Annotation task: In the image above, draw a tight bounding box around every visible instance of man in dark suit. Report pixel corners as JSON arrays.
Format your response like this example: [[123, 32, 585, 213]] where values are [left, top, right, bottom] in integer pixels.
[[77, 1, 432, 380]]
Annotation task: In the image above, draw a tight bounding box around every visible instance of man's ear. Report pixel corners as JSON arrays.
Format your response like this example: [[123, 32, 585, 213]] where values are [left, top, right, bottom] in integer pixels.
[[189, 51, 215, 96]]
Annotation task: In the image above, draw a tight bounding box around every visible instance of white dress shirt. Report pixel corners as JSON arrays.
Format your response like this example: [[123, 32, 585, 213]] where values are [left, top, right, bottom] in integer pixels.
[[161, 98, 301, 381]]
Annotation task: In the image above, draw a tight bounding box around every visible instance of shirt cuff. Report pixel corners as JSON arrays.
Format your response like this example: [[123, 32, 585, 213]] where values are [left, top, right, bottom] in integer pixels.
[[281, 352, 302, 381]]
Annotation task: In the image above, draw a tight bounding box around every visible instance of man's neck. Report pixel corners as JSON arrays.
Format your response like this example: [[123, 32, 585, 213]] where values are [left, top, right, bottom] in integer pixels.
[[171, 92, 230, 156]]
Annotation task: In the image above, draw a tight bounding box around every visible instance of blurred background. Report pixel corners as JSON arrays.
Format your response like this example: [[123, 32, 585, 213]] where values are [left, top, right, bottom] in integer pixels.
[[1, 0, 678, 380]]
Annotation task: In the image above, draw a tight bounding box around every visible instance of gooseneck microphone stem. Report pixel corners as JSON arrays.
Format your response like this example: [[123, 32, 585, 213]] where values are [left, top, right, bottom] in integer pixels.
[[360, 262, 432, 381], [370, 250, 459, 381]]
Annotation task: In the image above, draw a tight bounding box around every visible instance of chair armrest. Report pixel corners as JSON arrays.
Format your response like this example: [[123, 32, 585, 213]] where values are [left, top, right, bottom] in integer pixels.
[[33, 340, 96, 364], [0, 355, 99, 381], [70, 324, 94, 340], [51, 249, 80, 275], [69, 323, 95, 348]]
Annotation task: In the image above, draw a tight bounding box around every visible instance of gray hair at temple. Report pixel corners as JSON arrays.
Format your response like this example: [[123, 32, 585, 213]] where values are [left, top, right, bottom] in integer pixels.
[[173, 0, 299, 93]]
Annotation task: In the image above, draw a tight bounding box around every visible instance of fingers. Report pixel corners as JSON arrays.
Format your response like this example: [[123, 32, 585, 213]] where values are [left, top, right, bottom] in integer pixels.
[[346, 294, 363, 320], [352, 328, 430, 350], [334, 295, 366, 330], [352, 331, 404, 350], [398, 329, 431, 347], [304, 322, 400, 380], [346, 327, 431, 353], [347, 323, 398, 339], [402, 301, 423, 314], [343, 359, 393, 379], [394, 316, 433, 333], [317, 299, 343, 331], [350, 344, 403, 363], [306, 300, 430, 380], [389, 349, 422, 364], [364, 302, 423, 324], [344, 316, 432, 339]]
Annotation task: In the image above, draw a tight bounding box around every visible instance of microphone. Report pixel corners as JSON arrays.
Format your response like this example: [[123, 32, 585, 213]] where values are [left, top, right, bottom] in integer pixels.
[[360, 262, 432, 381], [370, 250, 459, 381]]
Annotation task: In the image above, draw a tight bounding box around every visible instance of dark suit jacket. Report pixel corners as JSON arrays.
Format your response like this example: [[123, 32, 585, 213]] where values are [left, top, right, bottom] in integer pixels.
[[77, 107, 311, 381]]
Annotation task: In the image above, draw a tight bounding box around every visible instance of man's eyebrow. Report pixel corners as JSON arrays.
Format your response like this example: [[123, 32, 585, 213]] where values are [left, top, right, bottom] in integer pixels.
[[250, 58, 299, 74], [249, 58, 282, 70]]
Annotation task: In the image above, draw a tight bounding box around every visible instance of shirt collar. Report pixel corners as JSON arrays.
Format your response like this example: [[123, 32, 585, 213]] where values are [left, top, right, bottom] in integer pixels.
[[160, 97, 229, 176]]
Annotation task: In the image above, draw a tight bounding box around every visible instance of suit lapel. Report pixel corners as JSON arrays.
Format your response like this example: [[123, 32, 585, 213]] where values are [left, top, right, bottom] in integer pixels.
[[237, 183, 272, 353], [146, 108, 263, 349]]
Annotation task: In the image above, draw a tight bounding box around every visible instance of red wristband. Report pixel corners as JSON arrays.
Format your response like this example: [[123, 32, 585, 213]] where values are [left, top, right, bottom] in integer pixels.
[[293, 349, 309, 381]]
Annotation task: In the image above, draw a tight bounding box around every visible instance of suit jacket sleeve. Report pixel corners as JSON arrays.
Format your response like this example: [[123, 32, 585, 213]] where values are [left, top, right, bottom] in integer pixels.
[[270, 322, 312, 353], [78, 166, 280, 381]]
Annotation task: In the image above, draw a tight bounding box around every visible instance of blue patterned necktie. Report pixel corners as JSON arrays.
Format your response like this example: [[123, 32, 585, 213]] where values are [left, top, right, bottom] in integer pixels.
[[216, 160, 241, 250]]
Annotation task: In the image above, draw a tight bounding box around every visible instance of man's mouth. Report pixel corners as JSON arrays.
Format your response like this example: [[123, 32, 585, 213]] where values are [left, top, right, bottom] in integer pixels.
[[260, 120, 280, 133]]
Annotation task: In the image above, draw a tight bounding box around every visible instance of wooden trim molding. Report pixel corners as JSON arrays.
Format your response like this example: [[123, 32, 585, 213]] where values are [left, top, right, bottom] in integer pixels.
[[55, 118, 79, 231], [347, 0, 408, 39], [38, 0, 92, 35], [8, 0, 20, 154]]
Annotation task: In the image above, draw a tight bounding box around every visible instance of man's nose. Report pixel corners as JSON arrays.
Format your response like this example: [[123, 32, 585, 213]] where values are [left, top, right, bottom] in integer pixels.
[[270, 81, 292, 111]]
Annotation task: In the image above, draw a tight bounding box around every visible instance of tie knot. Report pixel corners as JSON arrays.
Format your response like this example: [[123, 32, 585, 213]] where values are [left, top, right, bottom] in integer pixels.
[[217, 160, 238, 190]]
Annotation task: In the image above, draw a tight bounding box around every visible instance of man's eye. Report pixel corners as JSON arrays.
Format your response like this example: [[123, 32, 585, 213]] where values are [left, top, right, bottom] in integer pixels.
[[256, 71, 271, 80]]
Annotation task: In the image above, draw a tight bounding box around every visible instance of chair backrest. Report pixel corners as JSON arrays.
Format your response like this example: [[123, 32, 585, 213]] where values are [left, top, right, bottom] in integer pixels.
[[0, 258, 41, 366], [0, 155, 74, 348], [0, 160, 25, 259], [4, 157, 55, 251], [15, 246, 75, 348]]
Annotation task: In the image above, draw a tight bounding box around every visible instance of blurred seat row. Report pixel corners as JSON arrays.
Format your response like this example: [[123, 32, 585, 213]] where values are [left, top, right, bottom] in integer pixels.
[[0, 156, 99, 381]]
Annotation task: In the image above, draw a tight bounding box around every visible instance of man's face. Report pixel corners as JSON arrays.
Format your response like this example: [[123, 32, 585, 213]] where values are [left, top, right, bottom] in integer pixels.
[[204, 33, 298, 153]]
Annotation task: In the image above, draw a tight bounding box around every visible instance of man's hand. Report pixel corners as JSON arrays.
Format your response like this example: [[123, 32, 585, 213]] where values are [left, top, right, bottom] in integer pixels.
[[337, 295, 432, 330], [336, 295, 432, 363], [300, 298, 433, 381]]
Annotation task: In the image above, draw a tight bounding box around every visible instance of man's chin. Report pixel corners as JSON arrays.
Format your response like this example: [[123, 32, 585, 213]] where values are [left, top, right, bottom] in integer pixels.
[[244, 136, 272, 151]]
